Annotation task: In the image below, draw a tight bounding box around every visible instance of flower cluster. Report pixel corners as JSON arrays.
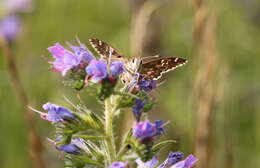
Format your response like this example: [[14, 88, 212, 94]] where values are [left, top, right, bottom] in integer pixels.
[[31, 38, 197, 168], [0, 0, 32, 42], [47, 41, 94, 76], [47, 39, 124, 97]]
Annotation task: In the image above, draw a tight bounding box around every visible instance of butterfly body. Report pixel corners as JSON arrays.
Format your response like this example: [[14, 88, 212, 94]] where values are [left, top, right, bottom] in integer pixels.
[[89, 38, 187, 84]]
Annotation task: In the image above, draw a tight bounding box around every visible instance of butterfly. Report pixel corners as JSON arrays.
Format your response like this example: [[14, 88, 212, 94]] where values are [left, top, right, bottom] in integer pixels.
[[89, 38, 188, 83]]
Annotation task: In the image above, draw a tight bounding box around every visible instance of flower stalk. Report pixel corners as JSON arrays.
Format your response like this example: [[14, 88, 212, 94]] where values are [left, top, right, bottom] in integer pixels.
[[104, 96, 118, 164], [30, 37, 198, 168]]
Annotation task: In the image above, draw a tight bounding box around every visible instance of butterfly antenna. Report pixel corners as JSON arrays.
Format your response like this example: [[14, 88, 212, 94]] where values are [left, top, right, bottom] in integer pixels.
[[107, 46, 114, 74], [75, 36, 85, 47], [141, 55, 161, 61]]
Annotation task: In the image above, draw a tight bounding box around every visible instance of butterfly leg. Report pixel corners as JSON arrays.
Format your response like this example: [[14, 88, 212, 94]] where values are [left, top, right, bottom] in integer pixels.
[[107, 46, 114, 73], [126, 74, 139, 92]]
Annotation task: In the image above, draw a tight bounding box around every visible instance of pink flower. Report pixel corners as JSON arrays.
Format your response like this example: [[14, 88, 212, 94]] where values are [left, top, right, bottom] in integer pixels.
[[48, 41, 94, 76]]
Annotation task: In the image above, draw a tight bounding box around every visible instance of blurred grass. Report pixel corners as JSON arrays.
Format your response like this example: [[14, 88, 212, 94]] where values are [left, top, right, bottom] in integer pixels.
[[0, 0, 260, 168]]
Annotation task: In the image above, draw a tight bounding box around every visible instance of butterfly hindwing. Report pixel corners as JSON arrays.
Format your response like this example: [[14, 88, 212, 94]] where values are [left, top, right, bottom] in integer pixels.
[[89, 38, 124, 61], [139, 57, 188, 80]]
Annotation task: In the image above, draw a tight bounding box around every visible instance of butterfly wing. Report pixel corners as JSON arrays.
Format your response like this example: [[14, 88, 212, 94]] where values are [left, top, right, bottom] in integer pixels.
[[139, 57, 188, 80], [89, 38, 124, 61]]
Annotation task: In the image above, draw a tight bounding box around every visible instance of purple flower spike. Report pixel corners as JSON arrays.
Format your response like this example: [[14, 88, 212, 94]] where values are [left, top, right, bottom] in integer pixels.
[[57, 144, 81, 154], [110, 61, 124, 77], [0, 14, 21, 42], [86, 60, 108, 83], [159, 152, 184, 168], [48, 41, 94, 76], [41, 102, 76, 122], [171, 155, 198, 168], [109, 161, 127, 168], [138, 79, 157, 92], [136, 157, 158, 168], [133, 120, 165, 140], [132, 99, 146, 121]]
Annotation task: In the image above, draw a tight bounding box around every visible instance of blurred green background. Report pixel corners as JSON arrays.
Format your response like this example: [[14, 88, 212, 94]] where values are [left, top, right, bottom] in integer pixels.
[[1, 0, 260, 168]]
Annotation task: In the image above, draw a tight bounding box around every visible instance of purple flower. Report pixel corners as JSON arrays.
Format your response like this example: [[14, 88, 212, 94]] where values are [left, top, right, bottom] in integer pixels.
[[48, 138, 85, 154], [133, 120, 165, 140], [132, 99, 146, 121], [138, 79, 157, 92], [69, 41, 95, 64], [48, 41, 94, 76], [57, 144, 81, 154], [3, 0, 32, 13], [154, 120, 165, 135], [71, 138, 89, 152], [0, 14, 21, 42], [34, 102, 76, 122], [86, 60, 108, 83], [170, 155, 198, 168], [109, 161, 127, 168], [158, 152, 184, 168], [136, 157, 158, 168], [110, 61, 124, 77]]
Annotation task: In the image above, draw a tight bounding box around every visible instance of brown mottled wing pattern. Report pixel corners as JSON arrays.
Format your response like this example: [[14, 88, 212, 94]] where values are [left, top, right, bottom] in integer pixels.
[[89, 38, 124, 61], [139, 57, 188, 80]]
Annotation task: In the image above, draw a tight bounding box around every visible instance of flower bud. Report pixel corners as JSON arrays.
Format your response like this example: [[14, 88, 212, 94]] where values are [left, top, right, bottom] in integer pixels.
[[0, 14, 21, 42], [86, 60, 107, 83], [170, 155, 198, 168], [158, 152, 184, 168], [57, 144, 81, 154], [133, 120, 165, 140], [138, 79, 157, 92], [132, 99, 146, 122], [41, 102, 76, 122], [109, 161, 128, 168], [136, 157, 158, 168]]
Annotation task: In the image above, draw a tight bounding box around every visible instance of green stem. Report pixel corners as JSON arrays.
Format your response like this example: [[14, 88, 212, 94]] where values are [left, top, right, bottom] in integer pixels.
[[117, 145, 129, 159], [104, 96, 117, 164]]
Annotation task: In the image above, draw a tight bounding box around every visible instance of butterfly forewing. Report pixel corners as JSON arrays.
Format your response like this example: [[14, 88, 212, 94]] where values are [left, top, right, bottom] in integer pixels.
[[89, 38, 124, 61], [139, 57, 188, 80]]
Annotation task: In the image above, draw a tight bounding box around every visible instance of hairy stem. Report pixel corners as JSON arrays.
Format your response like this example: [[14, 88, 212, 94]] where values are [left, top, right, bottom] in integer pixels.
[[104, 96, 117, 164]]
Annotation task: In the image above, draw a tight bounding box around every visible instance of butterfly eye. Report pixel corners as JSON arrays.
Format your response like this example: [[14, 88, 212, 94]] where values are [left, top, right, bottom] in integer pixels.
[[132, 59, 135, 63], [122, 80, 126, 83]]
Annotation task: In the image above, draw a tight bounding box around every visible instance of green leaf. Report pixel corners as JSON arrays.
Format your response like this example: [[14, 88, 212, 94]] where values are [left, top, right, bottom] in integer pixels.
[[74, 156, 103, 166], [152, 140, 176, 154], [75, 106, 104, 132], [73, 135, 106, 141]]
